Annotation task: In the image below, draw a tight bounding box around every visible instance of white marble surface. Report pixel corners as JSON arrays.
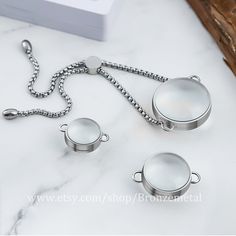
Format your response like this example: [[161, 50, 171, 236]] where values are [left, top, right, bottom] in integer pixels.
[[0, 0, 236, 234]]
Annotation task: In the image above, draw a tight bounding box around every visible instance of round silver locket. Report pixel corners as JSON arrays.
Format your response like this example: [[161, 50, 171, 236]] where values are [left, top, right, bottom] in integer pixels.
[[132, 153, 200, 198], [153, 76, 211, 131], [60, 118, 109, 152]]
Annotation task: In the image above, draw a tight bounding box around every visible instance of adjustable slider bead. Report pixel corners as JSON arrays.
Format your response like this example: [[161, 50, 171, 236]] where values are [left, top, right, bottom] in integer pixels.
[[85, 56, 102, 75]]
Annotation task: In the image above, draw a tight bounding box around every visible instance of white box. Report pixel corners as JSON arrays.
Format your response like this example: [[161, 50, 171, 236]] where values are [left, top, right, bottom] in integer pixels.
[[0, 0, 121, 41]]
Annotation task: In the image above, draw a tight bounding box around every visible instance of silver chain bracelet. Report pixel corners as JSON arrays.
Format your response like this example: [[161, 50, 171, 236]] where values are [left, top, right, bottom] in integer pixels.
[[2, 40, 169, 126], [3, 40, 211, 131]]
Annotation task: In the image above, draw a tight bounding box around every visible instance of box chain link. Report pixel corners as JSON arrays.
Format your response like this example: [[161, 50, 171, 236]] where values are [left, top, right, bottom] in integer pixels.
[[3, 40, 171, 126]]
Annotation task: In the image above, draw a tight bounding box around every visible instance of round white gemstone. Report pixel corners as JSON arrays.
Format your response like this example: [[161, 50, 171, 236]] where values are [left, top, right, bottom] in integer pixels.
[[153, 78, 211, 122], [67, 118, 101, 144], [143, 153, 190, 191]]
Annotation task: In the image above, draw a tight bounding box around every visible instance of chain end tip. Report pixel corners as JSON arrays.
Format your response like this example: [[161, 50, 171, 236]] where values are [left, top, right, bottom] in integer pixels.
[[21, 40, 32, 54], [3, 109, 19, 120]]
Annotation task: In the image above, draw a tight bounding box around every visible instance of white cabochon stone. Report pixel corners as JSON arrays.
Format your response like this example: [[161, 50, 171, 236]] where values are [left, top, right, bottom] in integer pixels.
[[143, 153, 191, 191], [153, 78, 211, 122], [67, 118, 101, 144]]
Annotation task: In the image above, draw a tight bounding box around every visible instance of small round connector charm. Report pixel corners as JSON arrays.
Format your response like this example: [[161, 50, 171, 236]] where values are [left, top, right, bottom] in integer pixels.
[[2, 109, 18, 120], [132, 153, 201, 199], [85, 56, 102, 75], [60, 118, 109, 152]]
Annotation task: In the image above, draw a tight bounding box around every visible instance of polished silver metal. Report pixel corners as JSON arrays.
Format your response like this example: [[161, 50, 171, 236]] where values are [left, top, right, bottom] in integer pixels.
[[60, 118, 109, 152], [152, 77, 212, 131], [3, 39, 87, 119], [85, 56, 102, 74], [2, 108, 18, 120], [132, 153, 200, 198], [21, 39, 32, 53], [3, 39, 211, 132]]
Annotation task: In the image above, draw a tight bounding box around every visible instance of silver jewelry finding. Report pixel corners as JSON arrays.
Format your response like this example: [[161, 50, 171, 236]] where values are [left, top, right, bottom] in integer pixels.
[[60, 118, 109, 152], [85, 56, 102, 75], [132, 153, 200, 198], [3, 40, 211, 131], [152, 77, 211, 131]]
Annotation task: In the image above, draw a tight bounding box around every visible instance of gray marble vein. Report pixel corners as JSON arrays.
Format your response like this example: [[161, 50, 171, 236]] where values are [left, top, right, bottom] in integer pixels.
[[0, 23, 33, 35], [0, 0, 236, 234], [7, 180, 72, 235]]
